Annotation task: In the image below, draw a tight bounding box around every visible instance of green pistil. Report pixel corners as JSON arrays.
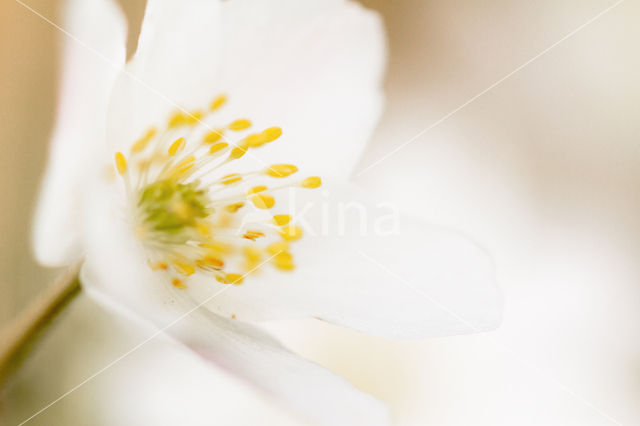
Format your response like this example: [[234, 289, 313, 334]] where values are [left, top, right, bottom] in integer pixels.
[[138, 179, 210, 239]]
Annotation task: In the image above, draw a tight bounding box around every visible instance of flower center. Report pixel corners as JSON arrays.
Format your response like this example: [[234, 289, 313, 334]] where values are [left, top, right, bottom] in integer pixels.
[[138, 180, 210, 242], [113, 95, 321, 288]]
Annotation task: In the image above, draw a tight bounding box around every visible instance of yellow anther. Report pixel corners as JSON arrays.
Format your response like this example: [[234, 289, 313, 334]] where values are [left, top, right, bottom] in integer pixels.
[[148, 260, 169, 271], [225, 202, 245, 213], [229, 145, 247, 160], [196, 222, 212, 237], [272, 251, 295, 271], [267, 241, 290, 255], [174, 155, 196, 170], [198, 256, 224, 269], [243, 230, 265, 241], [301, 176, 322, 188], [210, 94, 227, 111], [208, 142, 229, 155], [244, 246, 262, 269], [185, 110, 204, 125], [261, 127, 282, 143], [224, 273, 244, 285], [228, 119, 252, 131], [200, 241, 233, 254], [174, 261, 196, 276], [247, 185, 267, 195], [168, 137, 186, 156], [115, 152, 127, 175], [243, 133, 266, 148], [244, 246, 261, 261], [167, 155, 195, 179], [221, 173, 242, 185], [280, 225, 303, 241], [250, 193, 275, 210], [168, 111, 187, 128], [131, 127, 157, 154], [273, 214, 291, 226], [204, 129, 225, 144], [266, 164, 298, 178], [172, 278, 187, 289]]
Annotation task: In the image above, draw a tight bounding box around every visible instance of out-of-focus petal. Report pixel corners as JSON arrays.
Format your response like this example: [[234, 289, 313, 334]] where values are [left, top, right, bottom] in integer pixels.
[[107, 0, 385, 180], [175, 309, 390, 426], [33, 0, 126, 266], [189, 181, 502, 338]]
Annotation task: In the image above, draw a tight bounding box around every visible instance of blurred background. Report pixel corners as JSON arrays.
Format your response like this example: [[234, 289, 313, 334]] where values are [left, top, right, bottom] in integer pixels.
[[1, 0, 639, 424]]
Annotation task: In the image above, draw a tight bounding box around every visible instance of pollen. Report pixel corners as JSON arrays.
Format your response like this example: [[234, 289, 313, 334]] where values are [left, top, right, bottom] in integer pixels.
[[113, 94, 319, 290]]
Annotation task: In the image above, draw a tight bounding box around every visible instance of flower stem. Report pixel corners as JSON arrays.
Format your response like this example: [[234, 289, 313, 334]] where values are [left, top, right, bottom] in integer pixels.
[[0, 263, 82, 384]]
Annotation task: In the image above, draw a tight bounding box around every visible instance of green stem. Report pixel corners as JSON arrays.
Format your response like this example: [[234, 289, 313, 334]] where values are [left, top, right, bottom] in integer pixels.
[[0, 263, 82, 384]]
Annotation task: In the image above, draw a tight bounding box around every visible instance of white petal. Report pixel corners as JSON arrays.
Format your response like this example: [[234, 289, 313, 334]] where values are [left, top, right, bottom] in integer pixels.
[[214, 0, 386, 179], [193, 182, 502, 338], [32, 0, 126, 266], [107, 0, 385, 179], [174, 309, 390, 426], [79, 196, 389, 426]]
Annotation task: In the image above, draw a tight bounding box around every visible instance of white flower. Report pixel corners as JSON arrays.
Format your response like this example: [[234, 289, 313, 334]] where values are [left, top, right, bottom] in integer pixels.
[[33, 0, 501, 425]]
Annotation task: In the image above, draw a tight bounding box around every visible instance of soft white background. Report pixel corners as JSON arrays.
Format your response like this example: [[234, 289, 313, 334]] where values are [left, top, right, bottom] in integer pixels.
[[1, 0, 639, 425]]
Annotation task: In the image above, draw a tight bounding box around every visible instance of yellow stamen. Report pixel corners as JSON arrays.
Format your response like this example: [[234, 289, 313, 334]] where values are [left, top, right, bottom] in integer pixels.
[[221, 173, 242, 185], [273, 214, 291, 226], [210, 94, 227, 111], [247, 185, 267, 195], [266, 164, 298, 178], [168, 137, 186, 156], [280, 225, 303, 241], [266, 241, 289, 255], [174, 261, 196, 276], [200, 241, 233, 254], [272, 251, 295, 271], [172, 278, 187, 289], [148, 260, 169, 271], [244, 246, 262, 270], [267, 241, 290, 255], [228, 119, 252, 131], [115, 152, 127, 175], [208, 142, 229, 155], [261, 127, 282, 143], [301, 176, 322, 188], [196, 222, 212, 237], [167, 155, 196, 180], [228, 145, 247, 160], [225, 202, 245, 213], [185, 110, 204, 125], [224, 273, 244, 285], [131, 127, 157, 154], [198, 256, 224, 269], [243, 230, 265, 241], [204, 130, 225, 144], [250, 194, 275, 209]]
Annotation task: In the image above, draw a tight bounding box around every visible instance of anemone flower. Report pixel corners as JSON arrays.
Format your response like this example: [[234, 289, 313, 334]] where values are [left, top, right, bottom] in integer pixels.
[[32, 0, 501, 424]]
